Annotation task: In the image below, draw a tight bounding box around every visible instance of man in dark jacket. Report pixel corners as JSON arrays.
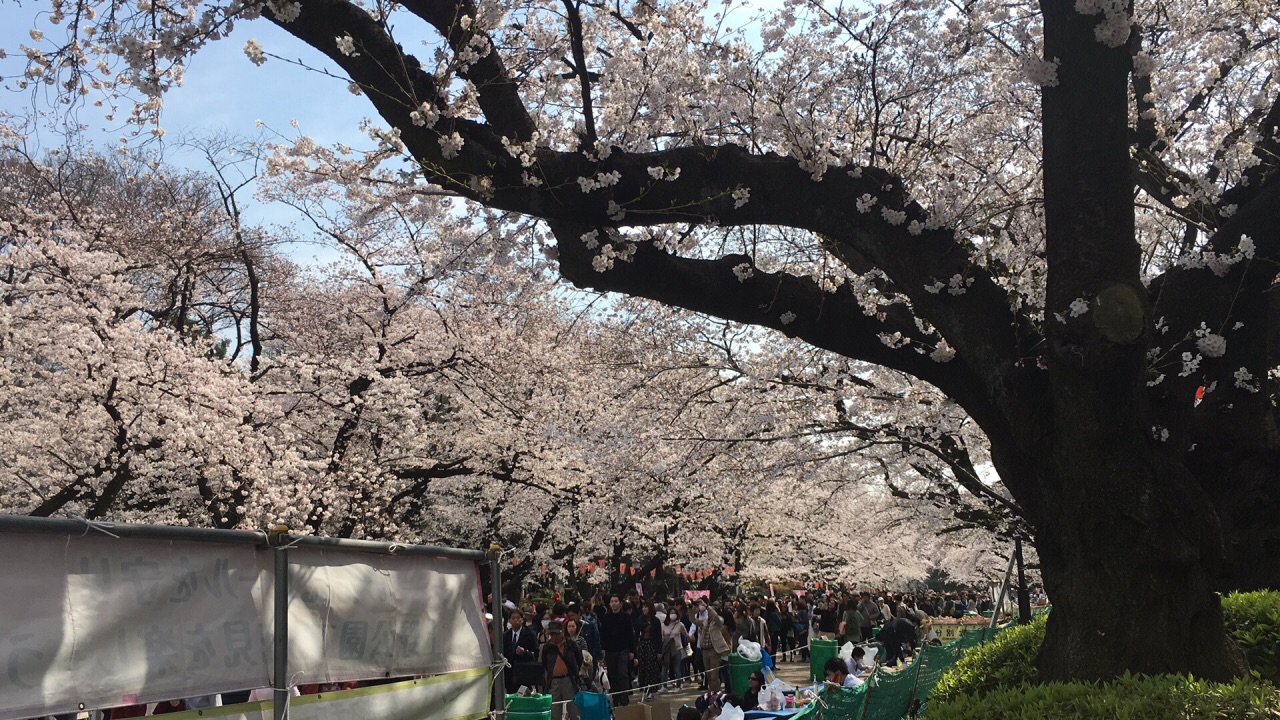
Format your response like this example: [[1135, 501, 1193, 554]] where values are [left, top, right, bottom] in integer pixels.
[[541, 620, 583, 720], [599, 593, 637, 705], [504, 608, 541, 693], [857, 593, 881, 641], [877, 615, 920, 667]]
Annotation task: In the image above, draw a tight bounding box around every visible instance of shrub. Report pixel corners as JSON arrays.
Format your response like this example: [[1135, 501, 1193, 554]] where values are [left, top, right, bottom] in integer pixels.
[[932, 591, 1280, 702], [929, 616, 1046, 704], [925, 673, 1280, 720], [1222, 590, 1280, 685]]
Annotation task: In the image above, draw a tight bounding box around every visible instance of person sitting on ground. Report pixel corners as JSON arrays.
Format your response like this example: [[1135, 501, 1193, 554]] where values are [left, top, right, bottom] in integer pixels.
[[846, 646, 872, 677], [695, 690, 727, 720], [676, 707, 702, 720], [823, 656, 863, 688], [743, 670, 766, 710]]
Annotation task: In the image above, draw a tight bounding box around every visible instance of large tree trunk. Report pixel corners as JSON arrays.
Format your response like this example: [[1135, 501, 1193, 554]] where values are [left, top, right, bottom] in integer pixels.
[[1030, 0, 1250, 681], [1029, 445, 1246, 681]]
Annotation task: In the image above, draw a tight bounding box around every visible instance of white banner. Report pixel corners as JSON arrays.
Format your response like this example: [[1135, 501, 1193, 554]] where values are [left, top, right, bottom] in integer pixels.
[[0, 532, 271, 720], [286, 548, 491, 684], [0, 530, 490, 720], [148, 668, 490, 720]]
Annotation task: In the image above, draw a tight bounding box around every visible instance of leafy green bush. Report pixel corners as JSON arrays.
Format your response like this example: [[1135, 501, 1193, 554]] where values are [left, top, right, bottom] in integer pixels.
[[929, 616, 1046, 704], [1222, 590, 1280, 685], [931, 590, 1280, 702], [925, 673, 1280, 720]]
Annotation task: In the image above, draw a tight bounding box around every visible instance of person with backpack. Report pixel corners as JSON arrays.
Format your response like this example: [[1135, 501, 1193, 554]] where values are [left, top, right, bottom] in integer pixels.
[[541, 620, 583, 720]]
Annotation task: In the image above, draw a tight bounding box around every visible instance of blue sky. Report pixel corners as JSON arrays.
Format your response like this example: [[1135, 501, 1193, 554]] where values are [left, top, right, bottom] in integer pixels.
[[0, 1, 373, 146], [0, 1, 377, 262]]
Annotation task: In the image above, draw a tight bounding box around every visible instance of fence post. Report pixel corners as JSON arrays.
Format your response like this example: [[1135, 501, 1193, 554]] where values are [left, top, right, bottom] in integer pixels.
[[1015, 536, 1032, 625], [270, 526, 291, 720], [990, 550, 1017, 629], [489, 544, 505, 720]]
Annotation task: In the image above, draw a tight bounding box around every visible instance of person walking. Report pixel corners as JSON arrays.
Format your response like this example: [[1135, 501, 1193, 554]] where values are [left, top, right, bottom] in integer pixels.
[[857, 593, 880, 642], [661, 604, 690, 691], [566, 617, 597, 691], [635, 601, 663, 700], [780, 603, 796, 655], [504, 608, 542, 693], [794, 598, 811, 660], [696, 599, 730, 692], [598, 594, 636, 706], [764, 602, 782, 655], [540, 620, 583, 720]]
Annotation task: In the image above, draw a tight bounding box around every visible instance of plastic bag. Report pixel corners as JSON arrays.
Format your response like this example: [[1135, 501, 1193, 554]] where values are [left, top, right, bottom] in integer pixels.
[[737, 638, 762, 662], [596, 665, 610, 691], [717, 703, 745, 720], [573, 691, 611, 720], [838, 642, 856, 660], [760, 647, 774, 670], [758, 686, 785, 711]]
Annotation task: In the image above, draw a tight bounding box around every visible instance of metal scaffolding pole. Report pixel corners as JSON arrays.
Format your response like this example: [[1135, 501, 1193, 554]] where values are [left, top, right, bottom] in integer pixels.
[[271, 528, 291, 720], [489, 544, 505, 720], [990, 550, 1018, 629]]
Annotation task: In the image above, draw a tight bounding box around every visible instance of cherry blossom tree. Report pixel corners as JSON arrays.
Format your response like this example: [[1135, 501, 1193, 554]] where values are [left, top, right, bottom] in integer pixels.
[[5, 132, 986, 590], [10, 0, 1280, 678]]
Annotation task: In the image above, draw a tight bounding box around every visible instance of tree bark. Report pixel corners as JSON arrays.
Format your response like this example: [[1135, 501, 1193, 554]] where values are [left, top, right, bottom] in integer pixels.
[[1030, 0, 1247, 681], [1029, 449, 1246, 681]]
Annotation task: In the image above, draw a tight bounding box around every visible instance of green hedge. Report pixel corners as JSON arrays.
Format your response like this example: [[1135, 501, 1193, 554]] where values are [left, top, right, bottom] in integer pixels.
[[924, 673, 1280, 720], [932, 591, 1280, 703], [1223, 590, 1280, 685], [929, 616, 1046, 704]]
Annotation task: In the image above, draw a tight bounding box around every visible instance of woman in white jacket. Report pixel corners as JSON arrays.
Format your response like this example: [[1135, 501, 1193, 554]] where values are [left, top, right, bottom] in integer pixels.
[[660, 606, 690, 691]]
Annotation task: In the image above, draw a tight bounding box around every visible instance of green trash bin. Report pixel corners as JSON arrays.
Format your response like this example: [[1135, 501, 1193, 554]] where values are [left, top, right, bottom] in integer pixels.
[[508, 713, 552, 720], [505, 694, 552, 720], [729, 652, 764, 695], [809, 638, 838, 682]]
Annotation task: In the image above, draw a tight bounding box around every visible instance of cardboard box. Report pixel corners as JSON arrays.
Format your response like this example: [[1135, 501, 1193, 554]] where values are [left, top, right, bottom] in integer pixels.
[[644, 700, 673, 720], [612, 704, 650, 720]]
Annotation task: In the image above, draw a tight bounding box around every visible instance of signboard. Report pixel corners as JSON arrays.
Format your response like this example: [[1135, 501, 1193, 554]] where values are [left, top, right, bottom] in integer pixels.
[[0, 529, 490, 720], [0, 533, 271, 720], [287, 547, 491, 684]]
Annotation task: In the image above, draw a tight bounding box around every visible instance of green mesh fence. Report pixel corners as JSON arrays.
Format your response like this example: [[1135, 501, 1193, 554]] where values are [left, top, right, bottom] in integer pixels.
[[860, 657, 920, 720], [911, 642, 962, 704], [816, 683, 868, 720], [795, 622, 1013, 719]]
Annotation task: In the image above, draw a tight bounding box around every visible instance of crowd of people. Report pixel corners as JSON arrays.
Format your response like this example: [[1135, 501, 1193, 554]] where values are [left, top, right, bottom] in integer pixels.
[[496, 586, 1036, 719]]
